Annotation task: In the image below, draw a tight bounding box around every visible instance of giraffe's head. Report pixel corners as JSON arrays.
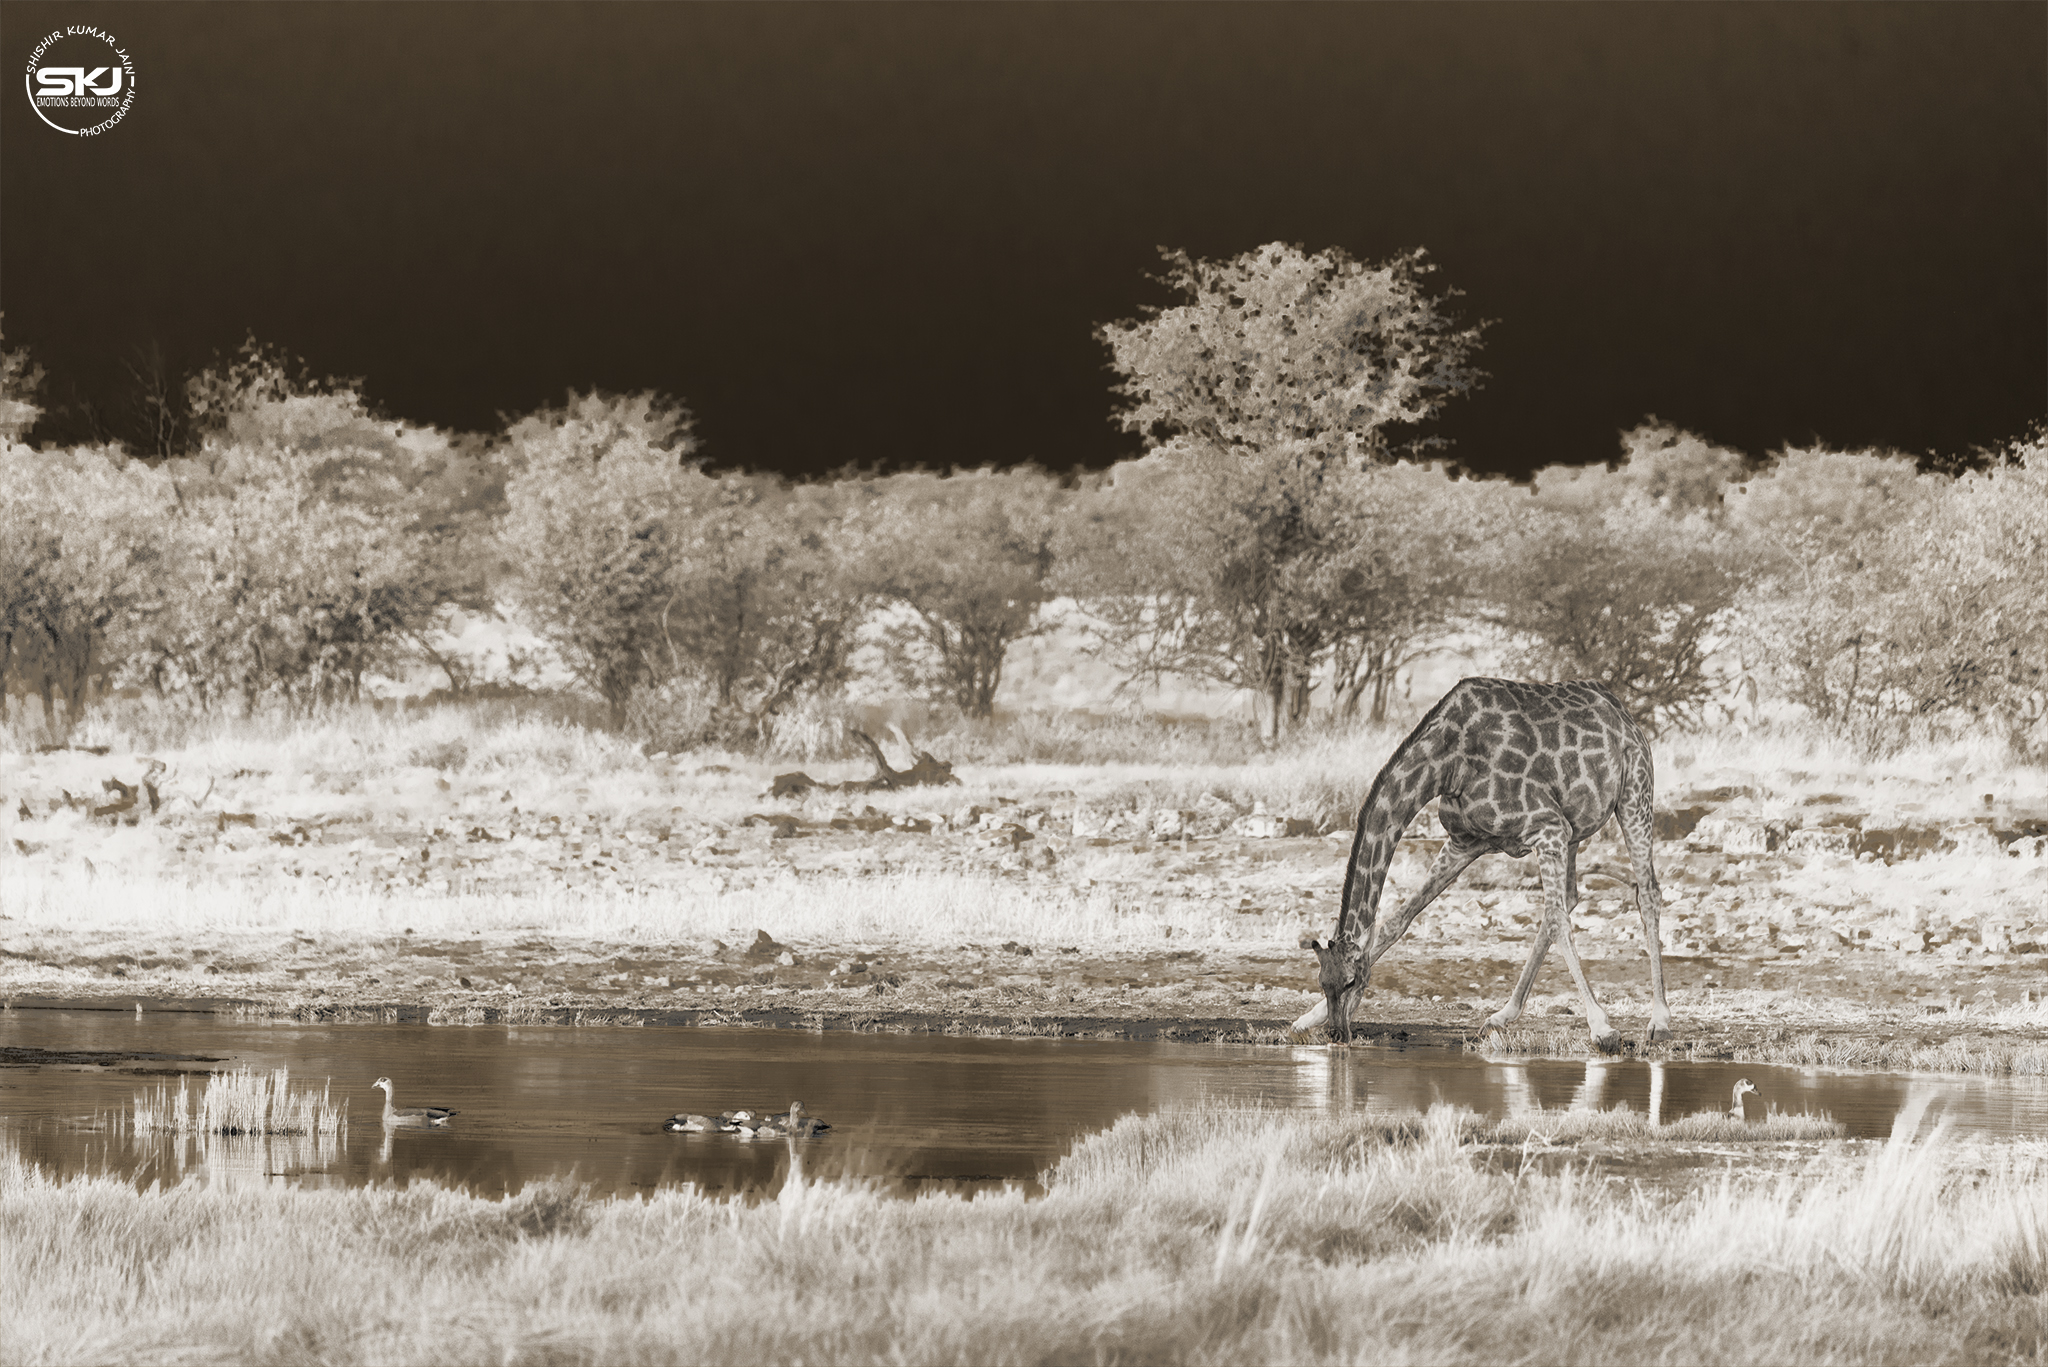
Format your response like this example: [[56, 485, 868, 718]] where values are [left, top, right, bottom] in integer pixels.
[[1302, 932, 1369, 1042]]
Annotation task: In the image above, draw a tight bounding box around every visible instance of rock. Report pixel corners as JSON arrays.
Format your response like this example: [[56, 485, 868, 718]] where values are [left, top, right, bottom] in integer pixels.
[[1653, 805, 1712, 840], [1943, 825, 2002, 858], [1152, 809, 1188, 838], [1071, 806, 1110, 838], [768, 772, 817, 799], [1687, 817, 1784, 854], [775, 950, 798, 967], [745, 929, 791, 962], [1787, 828, 1853, 855], [1233, 811, 1284, 840]]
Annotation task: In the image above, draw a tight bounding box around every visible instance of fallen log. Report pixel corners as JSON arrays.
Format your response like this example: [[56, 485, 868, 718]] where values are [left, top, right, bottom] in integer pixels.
[[767, 730, 960, 798]]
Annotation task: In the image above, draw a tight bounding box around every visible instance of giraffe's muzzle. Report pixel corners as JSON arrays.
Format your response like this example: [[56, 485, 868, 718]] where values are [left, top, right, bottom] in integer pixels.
[[1306, 936, 1366, 1043]]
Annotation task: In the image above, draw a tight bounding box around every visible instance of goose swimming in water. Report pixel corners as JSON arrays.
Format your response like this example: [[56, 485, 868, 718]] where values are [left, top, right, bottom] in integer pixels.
[[374, 1077, 458, 1128], [767, 1101, 830, 1138], [1728, 1077, 1759, 1121], [662, 1113, 737, 1133]]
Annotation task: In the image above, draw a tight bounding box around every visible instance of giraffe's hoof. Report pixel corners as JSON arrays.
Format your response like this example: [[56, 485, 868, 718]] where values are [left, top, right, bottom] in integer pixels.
[[1593, 1030, 1622, 1055], [1649, 1026, 1673, 1042]]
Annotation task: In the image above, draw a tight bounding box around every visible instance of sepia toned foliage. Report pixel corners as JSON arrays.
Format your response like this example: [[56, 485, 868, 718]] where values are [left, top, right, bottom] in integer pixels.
[[1072, 243, 1491, 739], [0, 442, 170, 737], [655, 473, 870, 739], [1728, 441, 2048, 754], [1478, 436, 1750, 733], [1, 319, 2040, 761], [498, 391, 699, 724], [0, 318, 45, 444], [1057, 446, 1501, 735], [1099, 242, 1487, 461], [862, 466, 1067, 719]]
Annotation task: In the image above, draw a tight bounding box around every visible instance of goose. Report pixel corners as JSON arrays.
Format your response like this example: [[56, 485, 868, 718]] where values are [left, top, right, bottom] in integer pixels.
[[373, 1077, 458, 1128], [1728, 1077, 1759, 1121], [663, 1112, 737, 1134], [767, 1100, 830, 1138]]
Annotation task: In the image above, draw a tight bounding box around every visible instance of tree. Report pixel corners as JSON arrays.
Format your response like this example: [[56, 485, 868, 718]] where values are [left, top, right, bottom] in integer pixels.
[[1099, 242, 1487, 461], [127, 338, 486, 709], [1478, 430, 1750, 732], [1075, 242, 1488, 737], [0, 442, 171, 737], [1059, 448, 1500, 733], [0, 318, 44, 443], [1732, 437, 2048, 753], [863, 466, 1066, 719], [1726, 445, 1938, 735], [658, 474, 869, 737], [498, 391, 699, 723], [1319, 462, 1516, 722]]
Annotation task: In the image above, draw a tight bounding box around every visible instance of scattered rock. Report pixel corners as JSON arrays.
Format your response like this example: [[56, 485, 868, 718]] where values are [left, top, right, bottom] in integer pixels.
[[1233, 811, 1284, 840], [745, 930, 791, 963], [768, 772, 817, 799], [1653, 806, 1711, 840], [1070, 806, 1111, 838]]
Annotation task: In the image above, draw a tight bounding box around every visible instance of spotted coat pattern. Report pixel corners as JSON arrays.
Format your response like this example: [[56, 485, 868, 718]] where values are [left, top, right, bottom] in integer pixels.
[[1304, 678, 1671, 1052]]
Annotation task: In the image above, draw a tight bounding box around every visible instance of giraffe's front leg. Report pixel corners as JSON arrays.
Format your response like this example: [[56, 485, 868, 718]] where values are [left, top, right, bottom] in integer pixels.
[[1485, 917, 1554, 1034], [1371, 837, 1487, 965]]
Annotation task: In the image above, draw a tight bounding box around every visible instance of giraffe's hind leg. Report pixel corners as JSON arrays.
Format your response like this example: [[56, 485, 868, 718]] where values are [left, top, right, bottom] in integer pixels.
[[1619, 781, 1673, 1041]]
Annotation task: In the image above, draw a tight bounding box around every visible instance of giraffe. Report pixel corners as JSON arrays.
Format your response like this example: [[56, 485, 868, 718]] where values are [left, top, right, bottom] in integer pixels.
[[1296, 677, 1671, 1053]]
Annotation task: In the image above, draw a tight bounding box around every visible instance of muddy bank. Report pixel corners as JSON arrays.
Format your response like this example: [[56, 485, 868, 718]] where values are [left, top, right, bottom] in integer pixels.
[[13, 931, 2048, 1076]]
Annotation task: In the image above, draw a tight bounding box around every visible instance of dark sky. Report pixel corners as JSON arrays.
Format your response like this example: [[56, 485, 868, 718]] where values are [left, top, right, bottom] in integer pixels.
[[3, 2, 2042, 477]]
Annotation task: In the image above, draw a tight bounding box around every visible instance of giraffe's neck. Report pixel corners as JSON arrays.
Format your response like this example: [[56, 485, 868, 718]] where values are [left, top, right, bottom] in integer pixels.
[[1340, 753, 1449, 948]]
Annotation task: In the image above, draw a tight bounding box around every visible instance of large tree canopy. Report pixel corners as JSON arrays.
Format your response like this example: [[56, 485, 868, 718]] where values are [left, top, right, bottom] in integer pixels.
[[1098, 242, 1487, 462]]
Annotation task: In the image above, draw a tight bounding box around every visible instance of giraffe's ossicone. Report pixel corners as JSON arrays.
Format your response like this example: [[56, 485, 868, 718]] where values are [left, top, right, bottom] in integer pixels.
[[1296, 677, 1672, 1053]]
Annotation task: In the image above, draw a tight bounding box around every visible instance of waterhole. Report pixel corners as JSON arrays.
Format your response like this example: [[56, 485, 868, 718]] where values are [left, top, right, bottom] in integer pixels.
[[5, 1007, 2045, 1197]]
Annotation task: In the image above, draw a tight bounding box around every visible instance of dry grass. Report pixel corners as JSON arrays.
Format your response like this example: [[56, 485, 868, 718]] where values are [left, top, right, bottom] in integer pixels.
[[130, 1067, 348, 1137], [6, 1100, 2046, 1365], [0, 862, 1269, 952]]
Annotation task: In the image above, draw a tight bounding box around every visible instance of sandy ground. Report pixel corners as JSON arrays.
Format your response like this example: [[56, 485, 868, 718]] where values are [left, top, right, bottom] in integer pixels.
[[5, 742, 2048, 1063]]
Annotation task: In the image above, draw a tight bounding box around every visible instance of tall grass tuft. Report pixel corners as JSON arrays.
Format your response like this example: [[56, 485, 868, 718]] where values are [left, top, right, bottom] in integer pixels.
[[131, 1067, 347, 1137]]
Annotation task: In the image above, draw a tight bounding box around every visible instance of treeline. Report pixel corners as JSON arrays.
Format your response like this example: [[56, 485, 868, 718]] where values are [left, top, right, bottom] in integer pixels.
[[2, 241, 2043, 757]]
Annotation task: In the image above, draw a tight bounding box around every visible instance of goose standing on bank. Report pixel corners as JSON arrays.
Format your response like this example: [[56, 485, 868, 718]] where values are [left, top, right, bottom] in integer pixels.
[[374, 1077, 458, 1128], [1728, 1077, 1759, 1121]]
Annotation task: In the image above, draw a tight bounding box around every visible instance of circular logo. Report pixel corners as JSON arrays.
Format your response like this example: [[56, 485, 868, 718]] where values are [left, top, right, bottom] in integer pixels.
[[24, 25, 135, 136]]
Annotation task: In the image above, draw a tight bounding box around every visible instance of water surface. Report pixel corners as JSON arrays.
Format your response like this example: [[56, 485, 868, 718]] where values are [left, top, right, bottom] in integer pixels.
[[5, 1006, 2043, 1197]]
